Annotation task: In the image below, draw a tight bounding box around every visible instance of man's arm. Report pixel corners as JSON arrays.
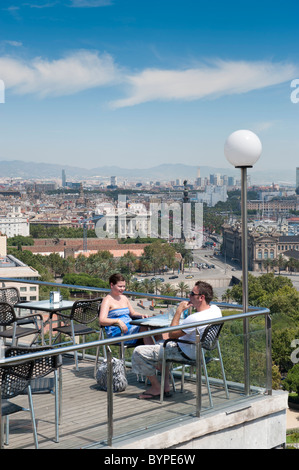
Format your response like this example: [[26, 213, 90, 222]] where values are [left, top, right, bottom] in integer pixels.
[[168, 301, 190, 340]]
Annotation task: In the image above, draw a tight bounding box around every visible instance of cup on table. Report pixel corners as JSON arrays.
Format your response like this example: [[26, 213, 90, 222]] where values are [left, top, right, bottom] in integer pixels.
[[167, 307, 176, 322]]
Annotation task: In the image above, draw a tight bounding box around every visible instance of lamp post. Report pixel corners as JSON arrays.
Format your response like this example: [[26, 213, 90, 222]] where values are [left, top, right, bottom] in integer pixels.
[[224, 129, 262, 395]]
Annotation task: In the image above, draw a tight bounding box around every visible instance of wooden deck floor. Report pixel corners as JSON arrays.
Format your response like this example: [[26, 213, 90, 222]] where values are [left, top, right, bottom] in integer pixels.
[[5, 355, 242, 450]]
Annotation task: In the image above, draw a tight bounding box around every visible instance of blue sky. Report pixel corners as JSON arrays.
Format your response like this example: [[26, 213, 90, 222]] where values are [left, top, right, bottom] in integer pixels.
[[0, 0, 298, 176]]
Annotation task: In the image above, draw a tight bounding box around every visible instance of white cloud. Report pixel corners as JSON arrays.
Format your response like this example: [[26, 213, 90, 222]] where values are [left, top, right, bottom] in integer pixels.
[[110, 60, 298, 108], [0, 52, 297, 108], [251, 121, 277, 133], [70, 0, 113, 7], [1, 40, 23, 47], [0, 50, 121, 97]]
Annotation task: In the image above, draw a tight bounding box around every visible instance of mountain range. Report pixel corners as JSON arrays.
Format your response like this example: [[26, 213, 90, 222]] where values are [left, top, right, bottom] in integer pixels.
[[0, 160, 295, 186]]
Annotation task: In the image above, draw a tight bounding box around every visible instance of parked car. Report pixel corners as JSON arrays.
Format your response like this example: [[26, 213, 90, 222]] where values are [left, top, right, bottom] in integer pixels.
[[185, 275, 194, 279], [151, 277, 156, 281], [169, 275, 178, 279], [158, 277, 165, 282]]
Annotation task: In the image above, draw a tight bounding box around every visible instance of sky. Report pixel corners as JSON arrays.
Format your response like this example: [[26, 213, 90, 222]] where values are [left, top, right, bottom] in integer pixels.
[[0, 0, 299, 176]]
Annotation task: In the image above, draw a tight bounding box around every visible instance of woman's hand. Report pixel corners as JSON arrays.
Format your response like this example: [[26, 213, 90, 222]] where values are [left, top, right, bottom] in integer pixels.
[[113, 319, 128, 334]]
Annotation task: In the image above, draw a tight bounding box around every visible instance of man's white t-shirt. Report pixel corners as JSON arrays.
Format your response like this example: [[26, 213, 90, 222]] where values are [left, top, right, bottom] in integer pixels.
[[177, 304, 222, 360]]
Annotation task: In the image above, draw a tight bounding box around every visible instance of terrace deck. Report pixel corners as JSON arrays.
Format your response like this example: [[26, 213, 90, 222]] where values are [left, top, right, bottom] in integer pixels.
[[5, 354, 241, 450]]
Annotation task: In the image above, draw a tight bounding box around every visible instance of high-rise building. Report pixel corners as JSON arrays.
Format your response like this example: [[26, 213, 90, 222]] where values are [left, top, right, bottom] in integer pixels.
[[62, 169, 66, 187], [296, 167, 299, 192], [111, 176, 117, 186]]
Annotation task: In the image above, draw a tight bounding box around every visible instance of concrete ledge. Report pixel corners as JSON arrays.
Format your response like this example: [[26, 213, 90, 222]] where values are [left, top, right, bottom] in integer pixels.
[[116, 391, 288, 449]]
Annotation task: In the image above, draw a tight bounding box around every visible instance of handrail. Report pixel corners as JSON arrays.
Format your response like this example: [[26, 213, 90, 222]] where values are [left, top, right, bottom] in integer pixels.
[[0, 276, 271, 447], [0, 275, 258, 307], [0, 307, 270, 366]]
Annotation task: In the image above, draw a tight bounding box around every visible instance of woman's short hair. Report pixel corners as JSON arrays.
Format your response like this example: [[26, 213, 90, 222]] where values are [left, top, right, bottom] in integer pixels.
[[109, 273, 125, 285]]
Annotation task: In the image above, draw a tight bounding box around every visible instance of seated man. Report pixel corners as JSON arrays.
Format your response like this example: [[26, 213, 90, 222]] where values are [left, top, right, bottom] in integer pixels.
[[131, 281, 222, 399]]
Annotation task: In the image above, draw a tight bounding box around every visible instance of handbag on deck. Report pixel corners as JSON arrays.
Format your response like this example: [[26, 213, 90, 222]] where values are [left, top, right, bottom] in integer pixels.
[[96, 357, 127, 392]]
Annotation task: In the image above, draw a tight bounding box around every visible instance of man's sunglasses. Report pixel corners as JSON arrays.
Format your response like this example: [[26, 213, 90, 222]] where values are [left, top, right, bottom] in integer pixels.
[[189, 291, 202, 297]]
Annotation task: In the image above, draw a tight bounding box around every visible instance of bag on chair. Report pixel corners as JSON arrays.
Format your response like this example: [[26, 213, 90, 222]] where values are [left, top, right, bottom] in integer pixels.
[[96, 357, 127, 392]]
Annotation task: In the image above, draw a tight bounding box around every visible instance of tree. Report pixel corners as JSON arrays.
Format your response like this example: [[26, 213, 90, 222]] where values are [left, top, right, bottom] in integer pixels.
[[272, 327, 299, 372], [177, 281, 189, 298], [283, 364, 299, 396], [275, 254, 287, 274], [262, 258, 273, 273], [140, 240, 176, 274], [117, 251, 138, 276]]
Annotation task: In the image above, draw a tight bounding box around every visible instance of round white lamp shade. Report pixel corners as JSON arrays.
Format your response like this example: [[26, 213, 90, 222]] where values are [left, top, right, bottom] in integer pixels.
[[224, 129, 262, 167]]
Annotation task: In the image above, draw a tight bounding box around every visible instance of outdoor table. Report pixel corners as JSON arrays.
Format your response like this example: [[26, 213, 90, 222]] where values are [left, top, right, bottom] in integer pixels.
[[130, 312, 172, 328], [16, 299, 75, 344]]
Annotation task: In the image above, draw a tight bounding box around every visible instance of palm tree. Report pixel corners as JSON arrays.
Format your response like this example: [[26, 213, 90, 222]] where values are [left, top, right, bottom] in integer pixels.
[[262, 258, 272, 273], [177, 281, 189, 298], [142, 279, 155, 294], [152, 278, 162, 295], [275, 254, 287, 274]]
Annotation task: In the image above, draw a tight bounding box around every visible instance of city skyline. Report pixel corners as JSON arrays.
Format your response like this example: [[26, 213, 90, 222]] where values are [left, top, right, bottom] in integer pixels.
[[0, 1, 298, 174]]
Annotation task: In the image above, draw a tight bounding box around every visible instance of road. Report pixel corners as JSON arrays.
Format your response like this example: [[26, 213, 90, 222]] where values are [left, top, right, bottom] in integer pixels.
[[135, 248, 237, 300]]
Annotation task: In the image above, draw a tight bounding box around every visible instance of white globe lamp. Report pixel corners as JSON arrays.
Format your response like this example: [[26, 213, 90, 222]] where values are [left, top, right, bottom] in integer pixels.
[[224, 129, 262, 168]]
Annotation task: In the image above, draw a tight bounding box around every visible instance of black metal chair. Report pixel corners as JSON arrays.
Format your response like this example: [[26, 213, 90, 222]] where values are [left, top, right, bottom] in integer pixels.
[[0, 302, 44, 347], [5, 346, 62, 444], [160, 323, 229, 407], [0, 354, 37, 448], [0, 287, 35, 326], [49, 297, 102, 374]]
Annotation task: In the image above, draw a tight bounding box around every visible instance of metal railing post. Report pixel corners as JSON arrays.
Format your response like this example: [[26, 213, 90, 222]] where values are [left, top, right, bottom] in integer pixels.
[[265, 314, 272, 396], [195, 329, 202, 417], [107, 347, 113, 446]]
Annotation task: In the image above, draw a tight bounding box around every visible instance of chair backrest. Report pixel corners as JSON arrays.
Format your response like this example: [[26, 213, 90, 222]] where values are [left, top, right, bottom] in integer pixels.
[[200, 323, 223, 351], [0, 287, 20, 306], [0, 360, 34, 399], [70, 297, 102, 325], [5, 346, 62, 378], [0, 301, 17, 327]]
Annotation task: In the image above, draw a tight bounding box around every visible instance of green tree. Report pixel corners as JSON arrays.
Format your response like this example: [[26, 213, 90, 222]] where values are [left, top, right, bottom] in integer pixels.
[[177, 281, 189, 298], [283, 364, 299, 396]]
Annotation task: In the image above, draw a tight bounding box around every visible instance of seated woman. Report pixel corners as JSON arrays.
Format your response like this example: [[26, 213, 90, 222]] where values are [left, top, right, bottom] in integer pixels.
[[99, 273, 151, 346]]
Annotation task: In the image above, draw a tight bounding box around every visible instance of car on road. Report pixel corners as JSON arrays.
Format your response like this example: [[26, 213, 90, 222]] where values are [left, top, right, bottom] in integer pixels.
[[158, 277, 165, 282], [185, 275, 194, 279], [151, 277, 156, 281], [169, 275, 178, 279]]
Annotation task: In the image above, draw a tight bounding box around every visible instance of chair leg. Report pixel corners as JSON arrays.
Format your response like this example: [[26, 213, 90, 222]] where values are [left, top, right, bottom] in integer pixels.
[[160, 349, 166, 404], [70, 322, 79, 371], [82, 335, 86, 360], [180, 365, 185, 392], [5, 416, 9, 446], [201, 349, 213, 408], [94, 345, 100, 379], [217, 343, 229, 399], [27, 384, 39, 449], [0, 412, 4, 449]]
